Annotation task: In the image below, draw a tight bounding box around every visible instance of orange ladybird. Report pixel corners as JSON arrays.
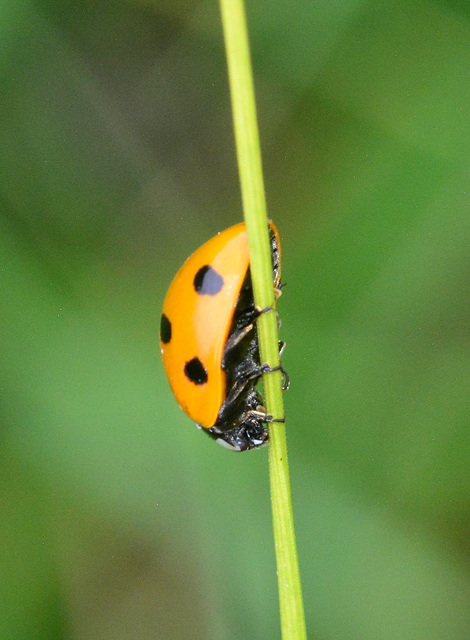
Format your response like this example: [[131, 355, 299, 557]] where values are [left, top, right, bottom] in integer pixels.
[[160, 221, 286, 451]]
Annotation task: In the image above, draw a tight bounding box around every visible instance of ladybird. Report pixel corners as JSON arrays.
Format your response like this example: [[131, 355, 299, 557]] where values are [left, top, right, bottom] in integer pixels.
[[160, 221, 286, 451]]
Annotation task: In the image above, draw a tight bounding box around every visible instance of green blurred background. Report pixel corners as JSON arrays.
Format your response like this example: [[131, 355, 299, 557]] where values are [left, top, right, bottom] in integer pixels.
[[2, 1, 470, 638]]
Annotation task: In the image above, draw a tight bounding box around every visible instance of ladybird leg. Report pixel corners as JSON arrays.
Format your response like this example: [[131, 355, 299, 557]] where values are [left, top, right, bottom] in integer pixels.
[[256, 363, 290, 391], [223, 362, 289, 411], [248, 409, 286, 424], [223, 326, 249, 356], [222, 322, 254, 356], [280, 366, 290, 390], [255, 305, 283, 332], [235, 304, 274, 330], [222, 352, 267, 409], [222, 305, 276, 357], [222, 372, 257, 410], [256, 305, 275, 315], [234, 361, 288, 392]]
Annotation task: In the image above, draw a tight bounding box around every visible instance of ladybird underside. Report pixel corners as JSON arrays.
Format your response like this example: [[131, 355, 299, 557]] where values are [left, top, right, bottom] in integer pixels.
[[206, 275, 270, 449], [209, 225, 282, 451]]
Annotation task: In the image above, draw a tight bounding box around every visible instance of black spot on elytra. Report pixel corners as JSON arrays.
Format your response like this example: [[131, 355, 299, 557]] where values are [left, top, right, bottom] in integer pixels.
[[160, 314, 172, 344], [184, 357, 208, 385], [194, 265, 224, 296]]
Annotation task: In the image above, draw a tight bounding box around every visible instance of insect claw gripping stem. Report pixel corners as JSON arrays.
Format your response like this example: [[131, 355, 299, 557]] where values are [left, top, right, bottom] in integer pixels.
[[258, 363, 290, 391], [255, 304, 274, 315]]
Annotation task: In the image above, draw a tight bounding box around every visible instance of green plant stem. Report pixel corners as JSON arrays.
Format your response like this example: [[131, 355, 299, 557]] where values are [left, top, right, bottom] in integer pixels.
[[219, 1, 307, 638]]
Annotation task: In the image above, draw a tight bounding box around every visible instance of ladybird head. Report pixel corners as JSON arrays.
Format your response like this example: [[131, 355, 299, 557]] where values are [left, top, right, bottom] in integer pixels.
[[210, 422, 269, 452], [207, 399, 269, 451]]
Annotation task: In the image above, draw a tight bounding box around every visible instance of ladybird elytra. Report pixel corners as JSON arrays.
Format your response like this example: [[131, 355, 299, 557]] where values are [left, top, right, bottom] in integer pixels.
[[160, 222, 251, 428]]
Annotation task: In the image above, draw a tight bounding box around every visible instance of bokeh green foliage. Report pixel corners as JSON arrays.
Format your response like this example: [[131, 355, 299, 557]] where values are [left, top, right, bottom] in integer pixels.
[[1, 1, 469, 639]]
